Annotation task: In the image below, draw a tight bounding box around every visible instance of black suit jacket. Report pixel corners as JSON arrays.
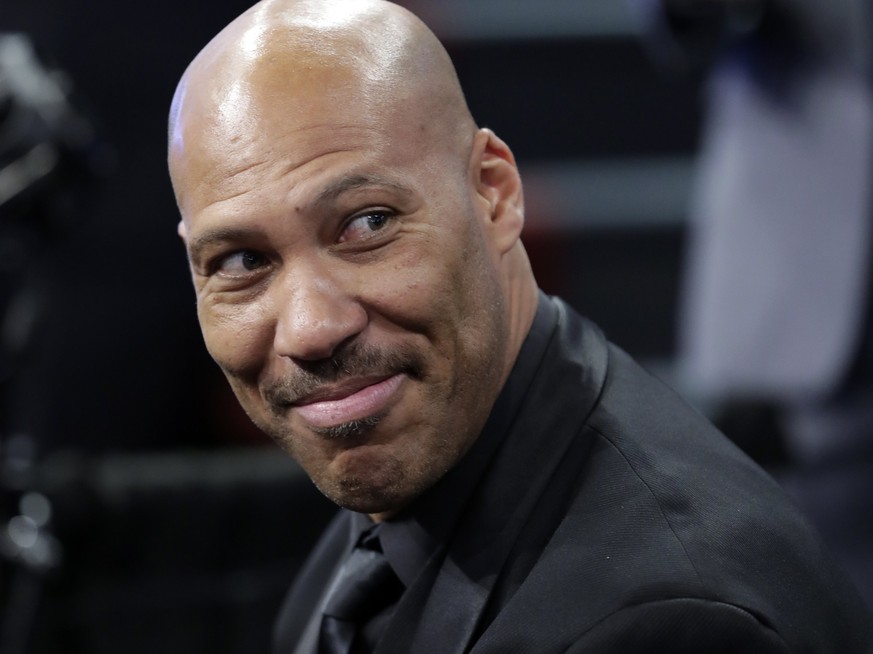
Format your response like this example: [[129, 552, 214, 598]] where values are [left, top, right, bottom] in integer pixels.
[[274, 296, 872, 653]]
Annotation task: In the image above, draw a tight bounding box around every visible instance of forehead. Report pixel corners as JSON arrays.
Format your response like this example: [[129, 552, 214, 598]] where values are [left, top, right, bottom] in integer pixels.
[[169, 12, 472, 223], [173, 63, 426, 216]]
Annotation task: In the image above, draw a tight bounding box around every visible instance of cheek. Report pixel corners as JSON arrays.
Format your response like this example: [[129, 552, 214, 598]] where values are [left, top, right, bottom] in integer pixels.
[[373, 219, 477, 308], [197, 297, 275, 377], [353, 241, 441, 322]]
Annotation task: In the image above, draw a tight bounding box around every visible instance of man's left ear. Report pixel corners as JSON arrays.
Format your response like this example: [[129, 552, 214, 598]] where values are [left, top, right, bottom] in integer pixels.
[[471, 128, 524, 255]]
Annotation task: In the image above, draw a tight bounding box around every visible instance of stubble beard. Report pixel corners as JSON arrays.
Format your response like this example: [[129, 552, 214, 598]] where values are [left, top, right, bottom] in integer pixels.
[[310, 413, 384, 440]]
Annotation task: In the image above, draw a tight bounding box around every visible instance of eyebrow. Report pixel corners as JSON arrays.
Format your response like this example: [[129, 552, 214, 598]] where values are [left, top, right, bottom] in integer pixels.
[[186, 226, 263, 263], [311, 173, 414, 208]]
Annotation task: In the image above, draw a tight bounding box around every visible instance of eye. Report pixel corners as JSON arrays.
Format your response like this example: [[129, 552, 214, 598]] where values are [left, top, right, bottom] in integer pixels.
[[212, 250, 269, 277], [338, 210, 394, 244]]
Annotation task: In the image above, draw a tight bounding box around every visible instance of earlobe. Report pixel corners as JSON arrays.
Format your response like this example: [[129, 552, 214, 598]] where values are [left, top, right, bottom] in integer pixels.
[[472, 128, 525, 255], [177, 220, 188, 242]]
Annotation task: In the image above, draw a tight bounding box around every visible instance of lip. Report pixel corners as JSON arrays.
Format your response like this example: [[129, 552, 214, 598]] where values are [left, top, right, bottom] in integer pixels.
[[292, 374, 406, 429]]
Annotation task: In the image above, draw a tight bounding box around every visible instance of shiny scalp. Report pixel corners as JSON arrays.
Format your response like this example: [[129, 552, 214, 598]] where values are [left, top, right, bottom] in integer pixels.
[[167, 0, 478, 210]]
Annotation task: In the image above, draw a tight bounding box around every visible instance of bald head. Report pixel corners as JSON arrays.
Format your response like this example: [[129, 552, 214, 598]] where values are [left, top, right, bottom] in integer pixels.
[[168, 0, 476, 212]]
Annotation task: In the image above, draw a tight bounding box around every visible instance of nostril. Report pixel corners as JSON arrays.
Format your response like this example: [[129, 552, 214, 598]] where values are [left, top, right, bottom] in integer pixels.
[[274, 290, 367, 362]]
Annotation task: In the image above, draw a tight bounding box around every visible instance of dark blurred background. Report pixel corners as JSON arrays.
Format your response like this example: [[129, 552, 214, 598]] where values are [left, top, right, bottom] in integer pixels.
[[0, 0, 868, 652]]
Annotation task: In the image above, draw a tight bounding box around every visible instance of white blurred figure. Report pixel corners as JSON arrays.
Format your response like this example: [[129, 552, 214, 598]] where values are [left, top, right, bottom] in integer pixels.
[[636, 0, 873, 463], [633, 0, 873, 606]]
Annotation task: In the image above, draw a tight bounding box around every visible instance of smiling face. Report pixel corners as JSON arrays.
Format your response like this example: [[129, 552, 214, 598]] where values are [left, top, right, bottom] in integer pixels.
[[169, 0, 536, 518]]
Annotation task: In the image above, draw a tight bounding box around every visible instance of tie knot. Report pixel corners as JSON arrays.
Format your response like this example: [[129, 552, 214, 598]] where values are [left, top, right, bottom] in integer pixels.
[[357, 525, 385, 553], [322, 545, 399, 622], [319, 529, 404, 654]]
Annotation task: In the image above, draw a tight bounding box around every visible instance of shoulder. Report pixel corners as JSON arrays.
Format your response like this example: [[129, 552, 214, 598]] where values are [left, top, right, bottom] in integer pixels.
[[524, 299, 873, 653]]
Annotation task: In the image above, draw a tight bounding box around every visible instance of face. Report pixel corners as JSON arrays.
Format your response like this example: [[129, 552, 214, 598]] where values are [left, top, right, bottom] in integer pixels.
[[171, 62, 519, 518]]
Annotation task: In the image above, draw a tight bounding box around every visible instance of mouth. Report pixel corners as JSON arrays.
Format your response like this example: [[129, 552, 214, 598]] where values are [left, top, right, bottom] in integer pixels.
[[291, 373, 406, 431]]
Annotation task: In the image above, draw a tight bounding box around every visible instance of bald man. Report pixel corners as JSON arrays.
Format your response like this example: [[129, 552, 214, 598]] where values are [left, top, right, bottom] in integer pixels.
[[168, 1, 873, 652]]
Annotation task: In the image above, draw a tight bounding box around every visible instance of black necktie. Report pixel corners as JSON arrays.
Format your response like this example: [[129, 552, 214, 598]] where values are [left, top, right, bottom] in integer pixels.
[[318, 529, 402, 654]]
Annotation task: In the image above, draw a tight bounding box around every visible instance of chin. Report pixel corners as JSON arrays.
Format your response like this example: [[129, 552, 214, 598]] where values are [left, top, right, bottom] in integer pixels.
[[323, 482, 411, 518]]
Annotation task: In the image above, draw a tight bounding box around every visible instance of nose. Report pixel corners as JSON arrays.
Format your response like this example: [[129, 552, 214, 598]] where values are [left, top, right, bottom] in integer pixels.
[[272, 263, 367, 362]]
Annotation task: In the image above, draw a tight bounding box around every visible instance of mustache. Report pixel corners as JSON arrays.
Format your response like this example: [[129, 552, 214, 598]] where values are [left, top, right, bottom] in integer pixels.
[[262, 342, 424, 413]]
